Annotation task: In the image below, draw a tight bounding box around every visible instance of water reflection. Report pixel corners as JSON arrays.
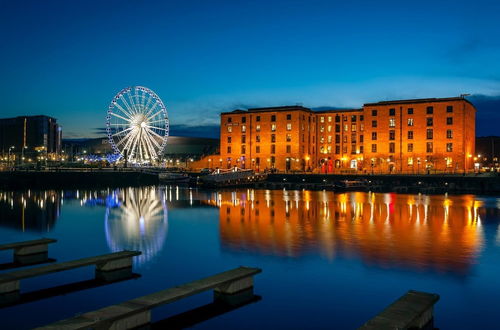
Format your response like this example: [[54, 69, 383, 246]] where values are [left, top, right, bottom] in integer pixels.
[[0, 187, 169, 266], [0, 190, 61, 232], [211, 190, 492, 275], [105, 187, 168, 265], [2, 187, 500, 275]]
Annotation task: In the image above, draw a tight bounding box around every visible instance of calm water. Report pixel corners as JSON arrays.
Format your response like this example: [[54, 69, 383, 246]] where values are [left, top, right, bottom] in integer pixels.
[[1, 186, 500, 329]]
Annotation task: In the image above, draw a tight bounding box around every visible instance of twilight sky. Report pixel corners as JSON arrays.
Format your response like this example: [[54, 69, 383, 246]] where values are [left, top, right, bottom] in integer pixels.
[[1, 0, 499, 138]]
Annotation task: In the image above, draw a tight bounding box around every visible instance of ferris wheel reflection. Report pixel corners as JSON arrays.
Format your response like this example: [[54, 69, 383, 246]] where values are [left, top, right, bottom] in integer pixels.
[[105, 186, 168, 266]]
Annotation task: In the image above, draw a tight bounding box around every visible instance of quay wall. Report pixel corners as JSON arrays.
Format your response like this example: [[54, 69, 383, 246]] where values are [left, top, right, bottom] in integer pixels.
[[0, 170, 159, 190], [263, 173, 500, 194]]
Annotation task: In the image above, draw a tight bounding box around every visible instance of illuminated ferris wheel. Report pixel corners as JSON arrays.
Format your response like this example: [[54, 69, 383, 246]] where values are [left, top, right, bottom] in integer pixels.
[[106, 86, 169, 164]]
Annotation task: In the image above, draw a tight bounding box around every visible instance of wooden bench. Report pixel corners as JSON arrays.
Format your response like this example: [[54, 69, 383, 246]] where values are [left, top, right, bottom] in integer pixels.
[[36, 266, 262, 330], [0, 238, 57, 265], [0, 250, 141, 304], [359, 290, 440, 329]]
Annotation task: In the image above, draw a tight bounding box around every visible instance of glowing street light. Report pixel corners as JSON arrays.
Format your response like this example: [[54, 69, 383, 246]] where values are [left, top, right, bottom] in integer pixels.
[[8, 146, 15, 167]]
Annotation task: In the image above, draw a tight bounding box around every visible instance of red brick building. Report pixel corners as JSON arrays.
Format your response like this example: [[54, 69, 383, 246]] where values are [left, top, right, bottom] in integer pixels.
[[193, 97, 476, 174]]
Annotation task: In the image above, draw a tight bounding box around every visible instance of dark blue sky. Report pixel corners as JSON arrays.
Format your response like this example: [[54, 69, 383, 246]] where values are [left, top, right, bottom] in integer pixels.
[[1, 0, 499, 138]]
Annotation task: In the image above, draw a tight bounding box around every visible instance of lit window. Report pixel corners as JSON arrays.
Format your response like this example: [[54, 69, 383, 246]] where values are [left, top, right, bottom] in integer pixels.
[[286, 123, 292, 131], [327, 145, 332, 153], [408, 157, 414, 165], [327, 135, 332, 143], [286, 134, 292, 142], [351, 124, 356, 132], [344, 124, 348, 131], [256, 125, 261, 131], [271, 124, 276, 131], [320, 136, 325, 143], [389, 118, 396, 127], [328, 125, 332, 132], [241, 125, 246, 133], [227, 126, 232, 132], [360, 123, 364, 131], [320, 116, 325, 123], [320, 126, 324, 133], [446, 157, 453, 167], [328, 116, 332, 122], [407, 118, 414, 126]]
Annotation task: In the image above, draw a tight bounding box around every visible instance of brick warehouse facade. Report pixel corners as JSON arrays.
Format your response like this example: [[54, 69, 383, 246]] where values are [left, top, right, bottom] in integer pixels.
[[193, 97, 476, 174]]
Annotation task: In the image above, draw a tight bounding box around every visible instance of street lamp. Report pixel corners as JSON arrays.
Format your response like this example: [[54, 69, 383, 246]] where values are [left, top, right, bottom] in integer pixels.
[[8, 146, 15, 168], [21, 146, 28, 165]]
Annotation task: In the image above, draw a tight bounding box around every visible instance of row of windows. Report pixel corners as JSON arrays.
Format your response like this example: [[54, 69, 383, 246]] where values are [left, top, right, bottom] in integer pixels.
[[229, 142, 454, 155], [226, 105, 455, 126], [370, 142, 453, 153], [227, 145, 292, 154], [370, 129, 453, 140], [319, 115, 364, 123], [371, 117, 453, 128], [370, 106, 453, 116], [320, 145, 364, 155]]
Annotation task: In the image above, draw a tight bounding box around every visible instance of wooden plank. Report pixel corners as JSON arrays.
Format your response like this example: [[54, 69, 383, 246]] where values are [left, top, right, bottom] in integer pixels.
[[0, 238, 57, 251], [36, 266, 262, 330], [0, 251, 141, 283], [359, 290, 440, 329]]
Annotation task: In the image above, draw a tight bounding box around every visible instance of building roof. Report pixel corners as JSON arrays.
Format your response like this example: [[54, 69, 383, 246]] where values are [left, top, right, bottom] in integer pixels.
[[221, 105, 311, 115], [363, 96, 474, 107], [314, 108, 363, 114]]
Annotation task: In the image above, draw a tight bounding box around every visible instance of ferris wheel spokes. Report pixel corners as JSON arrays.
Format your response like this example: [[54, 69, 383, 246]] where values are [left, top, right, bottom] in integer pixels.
[[106, 86, 169, 164]]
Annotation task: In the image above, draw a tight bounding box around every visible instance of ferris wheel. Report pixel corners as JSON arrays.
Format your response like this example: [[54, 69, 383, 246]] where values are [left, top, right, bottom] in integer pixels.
[[106, 86, 169, 164]]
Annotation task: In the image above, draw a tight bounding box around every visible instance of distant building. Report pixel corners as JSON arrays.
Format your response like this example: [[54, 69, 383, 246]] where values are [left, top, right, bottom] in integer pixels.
[[475, 136, 500, 170], [62, 136, 219, 164], [194, 97, 477, 173], [0, 115, 61, 162]]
